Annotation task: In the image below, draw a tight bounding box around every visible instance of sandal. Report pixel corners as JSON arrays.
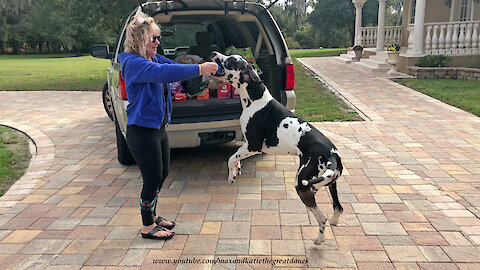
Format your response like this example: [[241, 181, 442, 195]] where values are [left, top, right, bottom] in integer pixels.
[[155, 216, 175, 230], [141, 225, 175, 240]]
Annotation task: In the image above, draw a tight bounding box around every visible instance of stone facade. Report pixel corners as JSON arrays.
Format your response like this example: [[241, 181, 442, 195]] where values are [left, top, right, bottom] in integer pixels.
[[407, 66, 480, 80]]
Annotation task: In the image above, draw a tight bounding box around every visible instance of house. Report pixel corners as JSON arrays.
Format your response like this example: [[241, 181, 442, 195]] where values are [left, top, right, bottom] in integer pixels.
[[351, 0, 480, 73]]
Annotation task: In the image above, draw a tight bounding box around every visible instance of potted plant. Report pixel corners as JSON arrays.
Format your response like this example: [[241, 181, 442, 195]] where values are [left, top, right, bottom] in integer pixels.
[[352, 45, 363, 60], [386, 43, 401, 75]]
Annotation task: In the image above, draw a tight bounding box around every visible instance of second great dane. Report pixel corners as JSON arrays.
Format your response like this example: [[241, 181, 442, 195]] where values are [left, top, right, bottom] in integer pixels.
[[211, 52, 344, 245]]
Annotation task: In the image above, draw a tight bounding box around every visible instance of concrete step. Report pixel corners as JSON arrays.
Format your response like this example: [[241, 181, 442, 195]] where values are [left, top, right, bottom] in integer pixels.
[[357, 58, 391, 69], [333, 53, 359, 64], [375, 50, 389, 58], [368, 55, 388, 63], [351, 60, 391, 72]]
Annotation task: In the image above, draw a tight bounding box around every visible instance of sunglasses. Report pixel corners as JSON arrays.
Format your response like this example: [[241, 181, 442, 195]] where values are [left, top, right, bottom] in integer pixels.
[[151, 35, 161, 43]]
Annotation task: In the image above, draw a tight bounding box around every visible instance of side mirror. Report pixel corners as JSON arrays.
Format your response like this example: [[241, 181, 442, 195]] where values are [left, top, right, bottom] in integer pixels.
[[91, 44, 113, 59]]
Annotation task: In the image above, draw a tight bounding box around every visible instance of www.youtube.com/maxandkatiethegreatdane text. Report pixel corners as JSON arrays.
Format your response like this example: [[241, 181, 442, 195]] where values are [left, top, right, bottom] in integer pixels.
[[153, 257, 308, 266]]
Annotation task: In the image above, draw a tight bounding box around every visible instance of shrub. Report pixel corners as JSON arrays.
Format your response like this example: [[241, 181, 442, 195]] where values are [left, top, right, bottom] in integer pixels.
[[415, 55, 452, 67], [285, 36, 301, 49]]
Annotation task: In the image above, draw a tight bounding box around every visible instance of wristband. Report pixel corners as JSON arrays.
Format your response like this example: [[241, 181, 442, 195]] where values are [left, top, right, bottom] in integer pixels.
[[198, 64, 202, 76]]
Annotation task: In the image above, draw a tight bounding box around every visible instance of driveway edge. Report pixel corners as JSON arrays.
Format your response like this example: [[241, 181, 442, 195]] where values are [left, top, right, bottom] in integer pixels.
[[0, 122, 55, 209]]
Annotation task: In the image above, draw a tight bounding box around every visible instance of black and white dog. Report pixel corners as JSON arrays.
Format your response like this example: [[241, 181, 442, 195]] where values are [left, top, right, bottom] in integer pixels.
[[212, 52, 343, 245]]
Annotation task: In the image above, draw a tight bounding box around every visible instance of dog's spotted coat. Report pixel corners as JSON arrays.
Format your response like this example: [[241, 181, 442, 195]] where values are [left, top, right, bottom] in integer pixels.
[[212, 52, 343, 245]]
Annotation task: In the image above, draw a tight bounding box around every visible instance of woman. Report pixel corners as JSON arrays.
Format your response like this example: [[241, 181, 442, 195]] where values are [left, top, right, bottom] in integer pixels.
[[118, 13, 218, 240]]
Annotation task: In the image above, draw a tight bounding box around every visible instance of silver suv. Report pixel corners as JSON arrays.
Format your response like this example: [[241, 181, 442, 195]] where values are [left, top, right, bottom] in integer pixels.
[[91, 0, 296, 164]]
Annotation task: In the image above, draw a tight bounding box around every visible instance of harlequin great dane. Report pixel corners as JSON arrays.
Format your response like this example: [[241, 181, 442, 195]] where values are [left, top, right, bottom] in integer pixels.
[[211, 52, 343, 244]]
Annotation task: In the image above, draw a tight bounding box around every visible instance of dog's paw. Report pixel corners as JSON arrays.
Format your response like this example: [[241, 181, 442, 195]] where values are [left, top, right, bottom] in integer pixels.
[[329, 211, 341, 226], [313, 234, 325, 245], [228, 173, 237, 184], [329, 217, 339, 226]]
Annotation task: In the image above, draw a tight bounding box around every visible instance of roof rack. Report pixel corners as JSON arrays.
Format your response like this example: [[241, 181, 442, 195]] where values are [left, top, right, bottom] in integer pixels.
[[143, 0, 254, 16]]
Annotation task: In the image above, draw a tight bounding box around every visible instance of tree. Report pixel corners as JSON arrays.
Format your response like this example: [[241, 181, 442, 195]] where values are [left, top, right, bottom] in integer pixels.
[[386, 0, 403, 26], [285, 0, 307, 34], [307, 0, 379, 48], [16, 0, 138, 54], [0, 0, 35, 53]]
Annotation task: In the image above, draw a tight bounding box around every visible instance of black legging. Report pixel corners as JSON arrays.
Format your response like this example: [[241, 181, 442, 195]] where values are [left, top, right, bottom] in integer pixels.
[[126, 124, 170, 226]]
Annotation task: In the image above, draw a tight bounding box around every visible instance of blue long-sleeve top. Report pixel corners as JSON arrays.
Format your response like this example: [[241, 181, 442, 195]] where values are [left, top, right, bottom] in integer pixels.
[[118, 52, 200, 129]]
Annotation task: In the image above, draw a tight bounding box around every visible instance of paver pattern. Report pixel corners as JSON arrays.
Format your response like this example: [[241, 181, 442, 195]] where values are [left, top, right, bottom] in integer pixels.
[[0, 57, 480, 269]]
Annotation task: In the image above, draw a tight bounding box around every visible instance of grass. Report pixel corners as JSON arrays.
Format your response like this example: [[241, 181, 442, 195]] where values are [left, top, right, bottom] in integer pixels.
[[396, 79, 480, 117], [0, 126, 31, 197], [292, 58, 361, 122], [289, 48, 348, 58], [289, 48, 361, 122], [0, 54, 109, 91]]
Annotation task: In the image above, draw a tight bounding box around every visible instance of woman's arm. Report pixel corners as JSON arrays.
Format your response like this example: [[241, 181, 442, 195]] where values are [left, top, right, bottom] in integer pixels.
[[124, 56, 199, 84], [156, 55, 178, 64], [121, 53, 218, 84]]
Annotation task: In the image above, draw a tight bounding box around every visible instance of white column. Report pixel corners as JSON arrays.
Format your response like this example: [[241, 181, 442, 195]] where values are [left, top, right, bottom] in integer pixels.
[[352, 0, 367, 45], [450, 0, 457, 22], [470, 0, 475, 21], [376, 0, 387, 51], [413, 0, 426, 54]]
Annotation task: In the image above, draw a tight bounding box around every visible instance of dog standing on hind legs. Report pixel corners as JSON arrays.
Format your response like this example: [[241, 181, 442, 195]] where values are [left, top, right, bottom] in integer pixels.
[[211, 52, 344, 245]]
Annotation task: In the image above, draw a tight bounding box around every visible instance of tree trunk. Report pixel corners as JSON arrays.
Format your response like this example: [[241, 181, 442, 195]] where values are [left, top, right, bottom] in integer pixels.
[[74, 44, 81, 56]]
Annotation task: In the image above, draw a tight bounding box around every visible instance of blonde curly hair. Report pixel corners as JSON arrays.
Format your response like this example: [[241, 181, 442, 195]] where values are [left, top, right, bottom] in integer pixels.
[[124, 13, 160, 58]]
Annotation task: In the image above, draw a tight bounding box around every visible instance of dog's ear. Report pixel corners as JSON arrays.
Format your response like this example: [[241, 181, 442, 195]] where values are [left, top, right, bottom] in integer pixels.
[[241, 63, 261, 84]]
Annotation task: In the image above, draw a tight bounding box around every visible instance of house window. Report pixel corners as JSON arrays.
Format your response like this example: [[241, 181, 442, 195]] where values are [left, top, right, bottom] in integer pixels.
[[460, 0, 472, 21], [410, 0, 416, 24]]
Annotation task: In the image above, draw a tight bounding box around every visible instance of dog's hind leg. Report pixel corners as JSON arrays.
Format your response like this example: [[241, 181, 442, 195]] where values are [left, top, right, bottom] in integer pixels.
[[296, 186, 327, 245], [328, 181, 343, 226], [227, 143, 260, 183], [295, 158, 327, 245]]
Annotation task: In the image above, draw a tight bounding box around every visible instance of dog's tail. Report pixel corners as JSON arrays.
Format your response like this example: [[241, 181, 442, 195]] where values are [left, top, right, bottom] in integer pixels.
[[301, 156, 341, 187]]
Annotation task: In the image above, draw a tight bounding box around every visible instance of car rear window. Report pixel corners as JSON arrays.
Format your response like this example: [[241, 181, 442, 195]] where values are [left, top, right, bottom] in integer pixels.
[[161, 23, 205, 48]]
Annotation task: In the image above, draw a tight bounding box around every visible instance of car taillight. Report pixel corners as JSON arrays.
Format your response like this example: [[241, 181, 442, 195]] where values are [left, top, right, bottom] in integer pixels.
[[119, 71, 128, 100], [285, 63, 295, 90]]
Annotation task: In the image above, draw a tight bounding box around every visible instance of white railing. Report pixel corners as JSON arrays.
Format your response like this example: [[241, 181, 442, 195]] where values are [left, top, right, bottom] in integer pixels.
[[407, 21, 480, 55], [358, 26, 402, 48]]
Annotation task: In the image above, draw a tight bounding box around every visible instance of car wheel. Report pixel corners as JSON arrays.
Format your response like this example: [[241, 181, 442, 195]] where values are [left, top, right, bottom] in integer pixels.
[[102, 82, 114, 121], [115, 118, 136, 165]]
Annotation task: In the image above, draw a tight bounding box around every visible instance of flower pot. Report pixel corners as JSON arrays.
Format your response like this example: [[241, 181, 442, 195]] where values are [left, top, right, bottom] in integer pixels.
[[387, 51, 400, 75], [387, 51, 400, 65], [354, 49, 363, 60]]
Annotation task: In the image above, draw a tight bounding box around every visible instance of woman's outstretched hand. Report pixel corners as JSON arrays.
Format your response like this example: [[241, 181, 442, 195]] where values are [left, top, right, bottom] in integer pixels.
[[199, 62, 219, 76]]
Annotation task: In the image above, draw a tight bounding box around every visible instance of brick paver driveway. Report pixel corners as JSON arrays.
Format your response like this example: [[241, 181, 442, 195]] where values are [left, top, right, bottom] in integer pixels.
[[1, 57, 480, 269]]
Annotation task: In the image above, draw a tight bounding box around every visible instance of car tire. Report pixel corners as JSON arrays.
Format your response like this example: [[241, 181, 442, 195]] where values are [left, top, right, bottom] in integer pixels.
[[102, 82, 114, 121], [115, 118, 136, 165]]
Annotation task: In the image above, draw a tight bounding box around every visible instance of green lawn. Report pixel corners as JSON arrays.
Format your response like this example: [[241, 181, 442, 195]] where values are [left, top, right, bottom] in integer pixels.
[[0, 54, 109, 91], [0, 126, 31, 197], [289, 48, 348, 58], [289, 48, 361, 122], [292, 58, 361, 122], [397, 79, 480, 117]]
